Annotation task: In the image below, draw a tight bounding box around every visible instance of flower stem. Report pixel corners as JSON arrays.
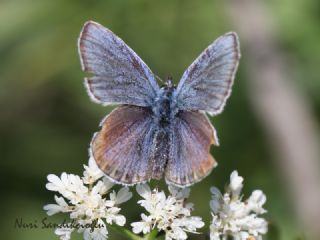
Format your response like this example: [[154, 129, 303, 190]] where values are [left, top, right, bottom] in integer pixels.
[[109, 224, 143, 240], [144, 228, 159, 240]]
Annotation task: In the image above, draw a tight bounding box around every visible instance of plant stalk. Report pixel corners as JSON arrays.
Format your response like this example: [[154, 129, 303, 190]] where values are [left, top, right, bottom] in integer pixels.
[[109, 224, 143, 240]]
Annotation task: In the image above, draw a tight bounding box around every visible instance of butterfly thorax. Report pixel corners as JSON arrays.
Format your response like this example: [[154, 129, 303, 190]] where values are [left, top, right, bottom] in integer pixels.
[[152, 80, 176, 129]]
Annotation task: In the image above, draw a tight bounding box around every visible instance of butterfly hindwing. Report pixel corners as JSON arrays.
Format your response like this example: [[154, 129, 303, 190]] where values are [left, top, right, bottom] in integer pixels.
[[165, 110, 218, 187], [78, 21, 159, 107], [174, 32, 240, 115], [91, 105, 156, 185]]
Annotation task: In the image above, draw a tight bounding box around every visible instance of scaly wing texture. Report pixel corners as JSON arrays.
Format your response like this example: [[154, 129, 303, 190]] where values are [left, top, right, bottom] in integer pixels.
[[78, 21, 159, 107], [165, 111, 218, 186], [91, 105, 156, 185], [175, 32, 240, 115]]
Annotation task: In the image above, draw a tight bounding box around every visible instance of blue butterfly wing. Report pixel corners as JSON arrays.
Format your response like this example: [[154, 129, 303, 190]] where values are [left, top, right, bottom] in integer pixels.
[[174, 32, 240, 115], [78, 21, 159, 107]]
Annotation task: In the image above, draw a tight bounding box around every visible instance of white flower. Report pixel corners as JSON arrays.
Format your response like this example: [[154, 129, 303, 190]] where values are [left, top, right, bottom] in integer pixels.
[[229, 171, 243, 197], [44, 158, 132, 240], [44, 195, 70, 216], [131, 184, 204, 240], [209, 187, 223, 214], [82, 157, 104, 185], [54, 227, 73, 240], [131, 213, 152, 234], [247, 190, 267, 215], [209, 171, 268, 240], [46, 173, 88, 205], [83, 219, 108, 240]]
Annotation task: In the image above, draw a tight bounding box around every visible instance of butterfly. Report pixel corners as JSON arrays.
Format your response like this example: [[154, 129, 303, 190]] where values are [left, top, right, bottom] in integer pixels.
[[78, 21, 240, 187]]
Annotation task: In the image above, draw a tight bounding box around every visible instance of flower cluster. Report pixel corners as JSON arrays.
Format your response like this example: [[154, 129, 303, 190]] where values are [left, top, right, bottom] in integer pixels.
[[131, 184, 204, 240], [44, 160, 268, 240], [209, 171, 268, 240], [43, 157, 132, 240]]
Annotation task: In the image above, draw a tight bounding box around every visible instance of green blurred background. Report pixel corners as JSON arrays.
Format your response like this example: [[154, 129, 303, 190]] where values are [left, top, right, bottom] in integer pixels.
[[1, 0, 320, 239]]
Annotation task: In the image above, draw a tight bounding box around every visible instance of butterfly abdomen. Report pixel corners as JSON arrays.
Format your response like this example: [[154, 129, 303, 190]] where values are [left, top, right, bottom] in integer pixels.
[[150, 129, 170, 179]]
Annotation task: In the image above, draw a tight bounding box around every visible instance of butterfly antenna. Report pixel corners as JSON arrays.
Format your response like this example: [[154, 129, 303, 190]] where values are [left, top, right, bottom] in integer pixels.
[[154, 74, 164, 84]]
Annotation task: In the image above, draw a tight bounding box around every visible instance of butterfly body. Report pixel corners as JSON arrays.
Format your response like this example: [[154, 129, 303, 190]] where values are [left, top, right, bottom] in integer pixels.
[[78, 21, 240, 187], [153, 80, 176, 128], [132, 80, 175, 180]]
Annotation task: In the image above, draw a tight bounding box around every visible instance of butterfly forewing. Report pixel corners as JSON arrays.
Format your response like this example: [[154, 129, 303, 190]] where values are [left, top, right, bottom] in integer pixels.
[[78, 21, 159, 107], [175, 32, 240, 115], [165, 110, 218, 187], [91, 105, 156, 185]]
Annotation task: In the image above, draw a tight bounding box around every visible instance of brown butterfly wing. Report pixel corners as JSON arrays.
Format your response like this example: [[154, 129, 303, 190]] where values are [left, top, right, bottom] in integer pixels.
[[91, 105, 156, 185], [165, 111, 218, 187]]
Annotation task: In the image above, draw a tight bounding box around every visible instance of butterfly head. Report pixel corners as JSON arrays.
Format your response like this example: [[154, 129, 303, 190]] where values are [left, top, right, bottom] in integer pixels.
[[164, 75, 174, 89]]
